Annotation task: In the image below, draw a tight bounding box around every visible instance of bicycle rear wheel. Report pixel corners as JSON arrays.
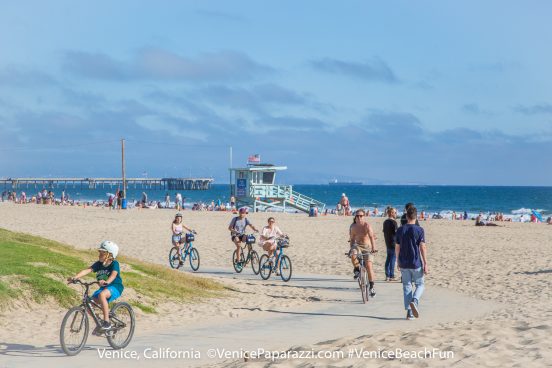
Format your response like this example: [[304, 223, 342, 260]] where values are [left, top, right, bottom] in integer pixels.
[[168, 247, 180, 269], [250, 250, 260, 275], [279, 255, 292, 282], [60, 306, 89, 356], [259, 254, 272, 280], [189, 247, 200, 271], [232, 249, 245, 273], [107, 302, 135, 350]]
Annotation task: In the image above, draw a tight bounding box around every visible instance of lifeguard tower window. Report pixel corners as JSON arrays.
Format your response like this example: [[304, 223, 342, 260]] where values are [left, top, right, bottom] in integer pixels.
[[262, 172, 275, 184]]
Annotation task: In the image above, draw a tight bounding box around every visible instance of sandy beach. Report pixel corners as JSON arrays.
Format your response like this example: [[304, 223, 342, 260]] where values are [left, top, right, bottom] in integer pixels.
[[1, 202, 551, 366]]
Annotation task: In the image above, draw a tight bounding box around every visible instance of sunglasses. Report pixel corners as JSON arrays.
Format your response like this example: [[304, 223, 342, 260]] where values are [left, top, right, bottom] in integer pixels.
[[355, 214, 365, 217]]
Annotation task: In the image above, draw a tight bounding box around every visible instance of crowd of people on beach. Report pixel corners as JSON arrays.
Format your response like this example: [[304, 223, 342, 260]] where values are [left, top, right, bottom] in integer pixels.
[[2, 188, 551, 225], [1, 189, 242, 213]]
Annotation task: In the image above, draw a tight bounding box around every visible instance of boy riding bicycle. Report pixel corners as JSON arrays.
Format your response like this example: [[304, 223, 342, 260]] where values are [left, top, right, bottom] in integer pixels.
[[67, 240, 124, 330]]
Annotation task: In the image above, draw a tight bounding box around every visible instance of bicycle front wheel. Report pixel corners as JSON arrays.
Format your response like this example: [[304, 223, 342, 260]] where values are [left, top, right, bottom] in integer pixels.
[[107, 302, 136, 350], [250, 250, 260, 275], [168, 247, 180, 269], [360, 268, 369, 304], [279, 255, 292, 282], [189, 247, 200, 271], [60, 306, 89, 356], [259, 254, 272, 280]]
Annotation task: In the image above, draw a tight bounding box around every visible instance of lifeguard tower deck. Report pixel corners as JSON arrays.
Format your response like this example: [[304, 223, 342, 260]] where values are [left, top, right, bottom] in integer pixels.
[[229, 164, 325, 213]]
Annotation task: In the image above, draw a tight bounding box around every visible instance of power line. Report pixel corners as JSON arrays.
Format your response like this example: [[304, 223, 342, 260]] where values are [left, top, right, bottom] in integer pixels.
[[0, 139, 121, 152], [125, 139, 231, 148]]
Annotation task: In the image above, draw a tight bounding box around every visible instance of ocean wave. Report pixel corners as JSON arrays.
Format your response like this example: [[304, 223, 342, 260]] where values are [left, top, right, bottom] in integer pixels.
[[511, 208, 545, 215]]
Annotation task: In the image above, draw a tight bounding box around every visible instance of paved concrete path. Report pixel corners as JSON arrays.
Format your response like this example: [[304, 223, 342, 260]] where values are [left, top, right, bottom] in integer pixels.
[[0, 268, 499, 367]]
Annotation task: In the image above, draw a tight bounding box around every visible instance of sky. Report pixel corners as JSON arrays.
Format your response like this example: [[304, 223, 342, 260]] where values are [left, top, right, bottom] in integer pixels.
[[0, 1, 551, 185]]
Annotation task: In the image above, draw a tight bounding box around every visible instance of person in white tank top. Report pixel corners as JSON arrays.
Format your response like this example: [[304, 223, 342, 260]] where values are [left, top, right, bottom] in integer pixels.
[[171, 213, 195, 267]]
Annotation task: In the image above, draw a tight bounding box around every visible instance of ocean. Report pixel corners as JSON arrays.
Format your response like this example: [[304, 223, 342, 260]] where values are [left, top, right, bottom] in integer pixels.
[[3, 184, 550, 221]]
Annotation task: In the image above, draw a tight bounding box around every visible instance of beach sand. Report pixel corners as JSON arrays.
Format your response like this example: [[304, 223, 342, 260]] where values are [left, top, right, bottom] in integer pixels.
[[1, 202, 551, 366]]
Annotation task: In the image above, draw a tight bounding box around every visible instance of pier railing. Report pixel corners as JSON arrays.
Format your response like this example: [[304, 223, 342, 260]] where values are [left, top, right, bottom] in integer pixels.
[[0, 178, 214, 191]]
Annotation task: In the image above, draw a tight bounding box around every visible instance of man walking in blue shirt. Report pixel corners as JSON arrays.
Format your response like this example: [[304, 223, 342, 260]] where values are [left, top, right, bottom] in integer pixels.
[[395, 206, 428, 320]]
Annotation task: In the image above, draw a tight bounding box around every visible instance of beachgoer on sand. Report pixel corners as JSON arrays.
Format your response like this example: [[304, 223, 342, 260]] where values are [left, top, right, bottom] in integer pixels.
[[68, 241, 124, 331], [349, 209, 378, 297], [383, 207, 398, 281], [171, 213, 195, 268], [395, 206, 428, 320], [476, 213, 499, 227], [340, 193, 351, 216], [229, 207, 259, 256], [175, 193, 182, 211], [400, 203, 420, 226], [116, 189, 123, 209], [260, 217, 286, 275]]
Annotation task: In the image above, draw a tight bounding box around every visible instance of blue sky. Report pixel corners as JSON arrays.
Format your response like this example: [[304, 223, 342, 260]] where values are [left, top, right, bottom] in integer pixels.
[[0, 1, 551, 185]]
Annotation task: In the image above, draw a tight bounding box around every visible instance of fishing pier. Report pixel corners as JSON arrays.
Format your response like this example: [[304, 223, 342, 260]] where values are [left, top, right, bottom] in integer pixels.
[[0, 178, 214, 190]]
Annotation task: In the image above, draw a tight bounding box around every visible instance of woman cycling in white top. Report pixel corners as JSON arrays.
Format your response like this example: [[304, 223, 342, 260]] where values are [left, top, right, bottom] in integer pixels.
[[260, 217, 285, 274], [171, 213, 194, 266]]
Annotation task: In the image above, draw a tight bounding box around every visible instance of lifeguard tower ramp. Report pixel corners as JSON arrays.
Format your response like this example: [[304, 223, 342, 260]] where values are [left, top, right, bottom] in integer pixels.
[[229, 164, 325, 213]]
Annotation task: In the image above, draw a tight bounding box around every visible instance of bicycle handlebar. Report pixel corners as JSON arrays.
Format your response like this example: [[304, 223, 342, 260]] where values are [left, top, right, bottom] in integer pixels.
[[68, 279, 100, 287]]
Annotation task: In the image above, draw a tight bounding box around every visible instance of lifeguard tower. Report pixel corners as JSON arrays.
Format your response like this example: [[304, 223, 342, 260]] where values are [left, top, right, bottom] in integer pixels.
[[229, 163, 325, 213]]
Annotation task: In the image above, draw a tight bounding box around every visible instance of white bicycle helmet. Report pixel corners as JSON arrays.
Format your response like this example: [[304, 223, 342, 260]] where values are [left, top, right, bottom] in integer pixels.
[[98, 240, 119, 259]]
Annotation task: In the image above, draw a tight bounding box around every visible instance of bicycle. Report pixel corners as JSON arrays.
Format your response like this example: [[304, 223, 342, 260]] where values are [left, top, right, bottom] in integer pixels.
[[259, 235, 292, 282], [60, 279, 135, 356], [345, 247, 376, 304], [169, 231, 200, 271], [232, 233, 260, 274]]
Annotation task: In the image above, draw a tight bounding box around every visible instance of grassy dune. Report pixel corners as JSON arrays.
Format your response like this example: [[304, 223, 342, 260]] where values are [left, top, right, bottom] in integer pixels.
[[0, 228, 225, 313]]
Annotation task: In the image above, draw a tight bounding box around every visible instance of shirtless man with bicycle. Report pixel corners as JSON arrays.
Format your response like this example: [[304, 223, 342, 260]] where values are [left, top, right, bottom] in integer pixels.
[[349, 209, 378, 297]]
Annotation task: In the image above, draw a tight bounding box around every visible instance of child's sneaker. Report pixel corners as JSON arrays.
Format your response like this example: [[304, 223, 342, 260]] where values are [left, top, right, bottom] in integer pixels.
[[406, 309, 415, 320], [100, 320, 112, 330]]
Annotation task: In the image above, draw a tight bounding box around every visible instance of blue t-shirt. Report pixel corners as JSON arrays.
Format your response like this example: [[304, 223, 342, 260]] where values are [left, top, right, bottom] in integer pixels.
[[91, 260, 124, 294], [394, 224, 425, 269]]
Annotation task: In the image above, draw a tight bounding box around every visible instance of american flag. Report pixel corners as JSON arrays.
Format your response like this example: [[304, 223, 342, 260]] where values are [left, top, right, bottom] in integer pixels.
[[248, 154, 261, 163]]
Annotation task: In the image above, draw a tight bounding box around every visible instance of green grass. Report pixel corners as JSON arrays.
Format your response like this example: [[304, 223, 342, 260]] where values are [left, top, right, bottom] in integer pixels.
[[0, 228, 225, 310], [129, 300, 157, 314]]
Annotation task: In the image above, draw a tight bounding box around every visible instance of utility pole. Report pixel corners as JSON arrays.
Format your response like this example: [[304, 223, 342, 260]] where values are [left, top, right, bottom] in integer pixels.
[[229, 145, 233, 197], [121, 138, 126, 199]]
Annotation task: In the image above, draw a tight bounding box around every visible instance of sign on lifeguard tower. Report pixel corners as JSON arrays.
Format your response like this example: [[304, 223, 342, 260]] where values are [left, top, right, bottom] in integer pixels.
[[229, 158, 325, 213], [236, 178, 247, 197]]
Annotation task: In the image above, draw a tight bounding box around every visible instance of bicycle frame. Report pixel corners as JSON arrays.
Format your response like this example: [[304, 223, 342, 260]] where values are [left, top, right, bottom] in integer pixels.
[[177, 241, 194, 262], [267, 245, 285, 269], [76, 282, 125, 334]]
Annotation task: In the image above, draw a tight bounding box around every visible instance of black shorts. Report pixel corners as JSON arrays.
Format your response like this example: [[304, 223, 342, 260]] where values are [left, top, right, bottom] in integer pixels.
[[232, 234, 247, 242]]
